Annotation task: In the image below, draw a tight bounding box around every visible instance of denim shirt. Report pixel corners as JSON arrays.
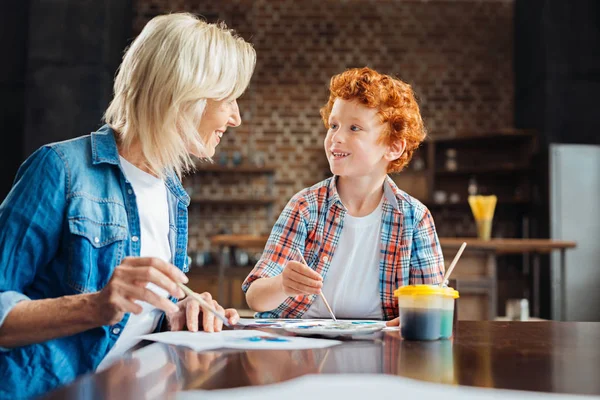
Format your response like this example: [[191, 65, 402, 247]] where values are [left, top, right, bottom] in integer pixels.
[[0, 125, 190, 399]]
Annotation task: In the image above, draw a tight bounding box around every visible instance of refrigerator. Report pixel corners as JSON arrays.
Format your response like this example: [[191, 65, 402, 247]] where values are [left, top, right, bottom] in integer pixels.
[[550, 144, 600, 321]]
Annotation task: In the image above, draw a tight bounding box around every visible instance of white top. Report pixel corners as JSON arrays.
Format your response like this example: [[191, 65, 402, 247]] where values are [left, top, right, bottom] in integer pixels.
[[303, 197, 384, 320], [97, 156, 172, 371]]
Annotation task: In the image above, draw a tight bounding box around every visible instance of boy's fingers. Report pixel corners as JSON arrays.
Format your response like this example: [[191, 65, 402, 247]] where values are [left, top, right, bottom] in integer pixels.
[[285, 280, 320, 295], [288, 270, 323, 288], [287, 261, 322, 281]]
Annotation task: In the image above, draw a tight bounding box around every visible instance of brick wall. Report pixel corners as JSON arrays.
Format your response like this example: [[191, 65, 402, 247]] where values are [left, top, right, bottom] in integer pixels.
[[133, 0, 515, 252]]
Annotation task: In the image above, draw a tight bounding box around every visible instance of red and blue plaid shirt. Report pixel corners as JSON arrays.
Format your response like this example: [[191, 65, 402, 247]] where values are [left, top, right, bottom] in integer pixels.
[[242, 176, 445, 320]]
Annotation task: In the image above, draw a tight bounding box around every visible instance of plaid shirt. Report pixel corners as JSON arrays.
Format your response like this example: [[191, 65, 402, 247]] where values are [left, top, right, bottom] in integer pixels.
[[242, 176, 445, 320]]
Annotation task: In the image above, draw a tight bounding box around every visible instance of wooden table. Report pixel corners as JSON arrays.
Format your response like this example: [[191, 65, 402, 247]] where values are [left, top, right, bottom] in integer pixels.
[[42, 322, 600, 399]]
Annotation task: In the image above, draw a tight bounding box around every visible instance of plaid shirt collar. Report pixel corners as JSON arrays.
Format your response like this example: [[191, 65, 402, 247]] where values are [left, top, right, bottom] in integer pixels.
[[326, 175, 403, 213]]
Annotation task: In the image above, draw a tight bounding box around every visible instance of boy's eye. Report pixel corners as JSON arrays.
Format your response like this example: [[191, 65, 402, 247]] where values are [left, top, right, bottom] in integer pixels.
[[350, 125, 361, 132], [329, 123, 338, 130]]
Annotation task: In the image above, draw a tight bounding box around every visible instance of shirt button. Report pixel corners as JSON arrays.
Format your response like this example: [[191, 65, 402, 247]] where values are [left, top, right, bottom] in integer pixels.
[[131, 236, 139, 242], [94, 237, 100, 244], [127, 189, 133, 195], [112, 327, 121, 335], [335, 217, 341, 223], [322, 256, 329, 262]]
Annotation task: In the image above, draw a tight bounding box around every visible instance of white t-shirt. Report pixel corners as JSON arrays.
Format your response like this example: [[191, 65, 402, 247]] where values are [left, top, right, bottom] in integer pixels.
[[303, 197, 384, 320], [97, 156, 172, 371]]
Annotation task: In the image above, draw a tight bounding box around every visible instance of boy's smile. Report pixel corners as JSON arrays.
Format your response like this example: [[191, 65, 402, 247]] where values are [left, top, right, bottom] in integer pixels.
[[330, 150, 351, 160]]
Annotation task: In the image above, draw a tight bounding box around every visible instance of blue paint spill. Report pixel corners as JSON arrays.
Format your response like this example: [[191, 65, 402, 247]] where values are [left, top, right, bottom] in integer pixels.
[[242, 336, 290, 342]]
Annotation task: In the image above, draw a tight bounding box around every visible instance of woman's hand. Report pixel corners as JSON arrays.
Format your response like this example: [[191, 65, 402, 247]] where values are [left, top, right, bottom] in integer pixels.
[[94, 257, 188, 325], [279, 260, 323, 296], [166, 292, 240, 333]]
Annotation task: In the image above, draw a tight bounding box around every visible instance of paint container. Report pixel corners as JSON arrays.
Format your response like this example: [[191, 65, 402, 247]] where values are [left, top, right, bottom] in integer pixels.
[[394, 285, 459, 341]]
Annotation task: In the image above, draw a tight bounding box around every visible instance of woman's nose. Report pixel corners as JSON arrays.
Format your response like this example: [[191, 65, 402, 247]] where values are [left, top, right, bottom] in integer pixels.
[[228, 99, 242, 127]]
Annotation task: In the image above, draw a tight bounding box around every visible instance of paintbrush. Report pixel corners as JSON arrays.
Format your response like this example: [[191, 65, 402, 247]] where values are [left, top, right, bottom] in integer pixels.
[[294, 248, 337, 322], [177, 283, 231, 328], [439, 241, 467, 287]]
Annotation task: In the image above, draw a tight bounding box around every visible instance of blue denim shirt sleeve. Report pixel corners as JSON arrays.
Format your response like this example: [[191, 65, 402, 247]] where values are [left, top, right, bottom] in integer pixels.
[[0, 146, 67, 349]]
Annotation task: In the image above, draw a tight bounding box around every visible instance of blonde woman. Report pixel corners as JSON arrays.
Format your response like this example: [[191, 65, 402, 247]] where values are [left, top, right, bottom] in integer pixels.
[[0, 13, 255, 397]]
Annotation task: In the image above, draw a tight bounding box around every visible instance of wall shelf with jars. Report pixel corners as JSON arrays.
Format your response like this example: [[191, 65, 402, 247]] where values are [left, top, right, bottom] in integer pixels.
[[392, 129, 537, 238], [183, 160, 277, 221]]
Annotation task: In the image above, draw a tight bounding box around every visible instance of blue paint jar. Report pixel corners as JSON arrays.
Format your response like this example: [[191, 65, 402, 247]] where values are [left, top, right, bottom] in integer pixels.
[[394, 285, 459, 341]]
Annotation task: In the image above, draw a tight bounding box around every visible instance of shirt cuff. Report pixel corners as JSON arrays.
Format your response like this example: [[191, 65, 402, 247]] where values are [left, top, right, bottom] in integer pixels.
[[0, 291, 31, 352], [241, 260, 283, 293]]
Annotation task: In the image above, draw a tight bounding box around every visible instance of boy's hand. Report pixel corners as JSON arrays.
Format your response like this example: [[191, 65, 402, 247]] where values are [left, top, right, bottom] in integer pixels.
[[280, 260, 323, 296], [386, 317, 400, 327]]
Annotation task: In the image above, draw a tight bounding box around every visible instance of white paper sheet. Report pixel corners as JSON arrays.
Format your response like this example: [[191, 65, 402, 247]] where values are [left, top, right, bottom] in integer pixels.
[[138, 330, 341, 351], [176, 374, 593, 400]]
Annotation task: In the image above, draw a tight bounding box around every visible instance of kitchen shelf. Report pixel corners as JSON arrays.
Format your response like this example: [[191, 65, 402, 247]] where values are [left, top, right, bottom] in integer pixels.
[[435, 164, 531, 176], [210, 234, 269, 248], [431, 129, 535, 144], [425, 199, 531, 208]]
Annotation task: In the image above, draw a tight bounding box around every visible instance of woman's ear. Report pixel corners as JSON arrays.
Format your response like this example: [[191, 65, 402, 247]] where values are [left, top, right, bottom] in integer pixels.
[[385, 139, 406, 162]]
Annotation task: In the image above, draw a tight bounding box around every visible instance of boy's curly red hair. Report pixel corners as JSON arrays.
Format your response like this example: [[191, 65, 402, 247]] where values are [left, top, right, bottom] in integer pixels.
[[320, 67, 426, 173]]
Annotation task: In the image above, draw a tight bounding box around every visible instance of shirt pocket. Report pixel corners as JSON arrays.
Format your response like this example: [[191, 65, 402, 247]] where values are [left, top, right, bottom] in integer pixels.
[[67, 196, 128, 293]]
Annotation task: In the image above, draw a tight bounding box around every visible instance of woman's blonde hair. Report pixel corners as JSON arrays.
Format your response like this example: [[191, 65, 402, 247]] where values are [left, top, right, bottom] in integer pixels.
[[105, 13, 256, 178]]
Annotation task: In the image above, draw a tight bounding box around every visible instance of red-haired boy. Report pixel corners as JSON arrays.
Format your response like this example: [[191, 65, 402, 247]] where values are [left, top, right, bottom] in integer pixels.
[[243, 67, 445, 325]]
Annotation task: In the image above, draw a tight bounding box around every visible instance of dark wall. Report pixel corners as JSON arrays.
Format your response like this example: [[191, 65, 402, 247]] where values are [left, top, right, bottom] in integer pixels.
[[516, 0, 600, 146], [0, 0, 132, 200], [544, 1, 600, 145], [24, 0, 133, 155], [515, 0, 600, 318], [0, 3, 30, 200]]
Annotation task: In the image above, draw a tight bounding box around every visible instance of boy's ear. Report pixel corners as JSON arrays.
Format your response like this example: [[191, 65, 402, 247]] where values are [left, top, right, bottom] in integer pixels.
[[385, 139, 406, 162]]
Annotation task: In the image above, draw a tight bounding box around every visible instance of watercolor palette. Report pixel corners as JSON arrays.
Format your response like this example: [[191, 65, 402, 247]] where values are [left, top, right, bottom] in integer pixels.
[[282, 320, 385, 337], [239, 319, 313, 329]]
